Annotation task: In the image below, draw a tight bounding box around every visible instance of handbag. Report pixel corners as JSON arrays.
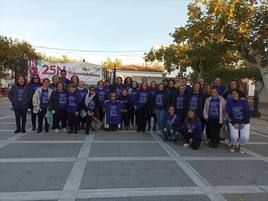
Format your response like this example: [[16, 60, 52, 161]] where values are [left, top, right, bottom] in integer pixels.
[[91, 116, 102, 130], [219, 123, 230, 140]]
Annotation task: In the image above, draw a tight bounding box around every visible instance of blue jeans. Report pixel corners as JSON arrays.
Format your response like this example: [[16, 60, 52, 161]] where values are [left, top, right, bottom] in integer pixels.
[[163, 129, 177, 141], [155, 109, 165, 132]]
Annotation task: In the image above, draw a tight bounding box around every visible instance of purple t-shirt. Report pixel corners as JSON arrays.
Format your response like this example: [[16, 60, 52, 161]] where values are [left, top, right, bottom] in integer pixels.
[[17, 85, 25, 108], [104, 100, 122, 125], [40, 89, 49, 111]]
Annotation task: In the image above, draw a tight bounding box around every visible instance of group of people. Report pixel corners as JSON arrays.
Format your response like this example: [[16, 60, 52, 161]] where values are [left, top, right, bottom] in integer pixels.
[[8, 69, 250, 153]]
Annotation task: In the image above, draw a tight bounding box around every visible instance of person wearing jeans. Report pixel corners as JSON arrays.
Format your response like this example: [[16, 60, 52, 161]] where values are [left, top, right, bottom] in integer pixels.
[[155, 83, 167, 133], [163, 106, 180, 142], [226, 89, 250, 154]]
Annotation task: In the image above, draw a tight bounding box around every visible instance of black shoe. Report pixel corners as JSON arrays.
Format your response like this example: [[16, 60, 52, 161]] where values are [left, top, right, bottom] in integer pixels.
[[14, 130, 21, 134], [74, 130, 78, 134], [32, 127, 36, 131], [45, 129, 49, 133], [37, 129, 42, 133], [85, 131, 89, 135], [68, 130, 73, 134], [21, 129, 26, 133]]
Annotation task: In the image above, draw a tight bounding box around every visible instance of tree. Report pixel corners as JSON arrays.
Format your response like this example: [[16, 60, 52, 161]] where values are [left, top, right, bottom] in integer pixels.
[[41, 55, 80, 63], [144, 0, 268, 93], [101, 58, 122, 80], [144, 44, 187, 78], [0, 36, 41, 77], [175, 0, 268, 90]]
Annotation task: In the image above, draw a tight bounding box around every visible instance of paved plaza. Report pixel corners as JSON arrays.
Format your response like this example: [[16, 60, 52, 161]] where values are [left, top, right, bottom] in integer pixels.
[[0, 97, 267, 201]]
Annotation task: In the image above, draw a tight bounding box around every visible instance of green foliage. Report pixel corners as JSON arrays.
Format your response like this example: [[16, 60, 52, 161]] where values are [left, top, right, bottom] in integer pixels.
[[0, 35, 41, 76], [41, 55, 79, 63], [190, 66, 262, 85], [144, 0, 267, 80]]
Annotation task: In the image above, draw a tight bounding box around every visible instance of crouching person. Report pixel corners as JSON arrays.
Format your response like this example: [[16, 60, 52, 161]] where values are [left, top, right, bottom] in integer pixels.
[[163, 106, 180, 142], [104, 92, 123, 131], [67, 84, 82, 134], [83, 86, 99, 135], [33, 78, 53, 133], [182, 110, 202, 150]]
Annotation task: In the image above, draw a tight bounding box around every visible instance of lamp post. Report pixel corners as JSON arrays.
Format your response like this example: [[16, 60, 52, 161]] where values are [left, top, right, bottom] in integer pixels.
[[113, 64, 117, 85]]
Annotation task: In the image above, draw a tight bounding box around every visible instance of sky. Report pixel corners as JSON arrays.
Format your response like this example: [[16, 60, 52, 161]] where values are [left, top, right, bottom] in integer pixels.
[[0, 0, 190, 65]]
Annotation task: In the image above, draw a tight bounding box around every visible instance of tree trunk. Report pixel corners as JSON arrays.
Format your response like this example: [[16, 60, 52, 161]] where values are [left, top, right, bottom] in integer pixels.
[[259, 66, 268, 96], [198, 61, 204, 79]]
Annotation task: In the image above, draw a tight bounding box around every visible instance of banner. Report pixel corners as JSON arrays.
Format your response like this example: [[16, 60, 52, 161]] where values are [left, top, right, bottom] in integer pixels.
[[28, 60, 102, 85]]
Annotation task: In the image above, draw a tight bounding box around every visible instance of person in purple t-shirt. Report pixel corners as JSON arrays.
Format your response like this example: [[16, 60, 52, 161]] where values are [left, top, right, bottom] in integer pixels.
[[96, 80, 108, 121], [32, 78, 53, 133], [67, 84, 82, 134], [104, 92, 123, 131], [8, 75, 31, 133], [48, 81, 68, 133], [28, 75, 41, 131]]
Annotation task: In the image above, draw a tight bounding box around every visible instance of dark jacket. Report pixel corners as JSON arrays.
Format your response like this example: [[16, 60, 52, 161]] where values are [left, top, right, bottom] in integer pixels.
[[182, 117, 203, 140], [83, 93, 100, 116], [8, 84, 31, 109], [48, 90, 68, 111]]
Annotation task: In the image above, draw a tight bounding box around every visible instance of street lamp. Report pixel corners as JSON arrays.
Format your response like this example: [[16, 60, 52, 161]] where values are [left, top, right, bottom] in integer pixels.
[[113, 64, 117, 85]]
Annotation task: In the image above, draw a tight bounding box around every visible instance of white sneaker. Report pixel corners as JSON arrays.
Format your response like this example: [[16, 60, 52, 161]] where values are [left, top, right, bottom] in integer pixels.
[[239, 146, 246, 154], [55, 129, 59, 134], [62, 128, 67, 132], [224, 139, 230, 145], [183, 143, 190, 148], [230, 146, 235, 152]]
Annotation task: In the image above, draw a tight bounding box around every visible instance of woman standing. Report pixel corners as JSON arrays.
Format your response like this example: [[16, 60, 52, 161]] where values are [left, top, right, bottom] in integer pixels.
[[188, 82, 205, 130], [32, 78, 53, 133], [28, 75, 41, 131], [119, 89, 130, 130], [83, 86, 99, 135], [148, 81, 157, 131], [96, 80, 108, 121], [155, 83, 166, 133], [129, 81, 139, 127], [135, 82, 150, 133], [48, 82, 68, 133], [49, 75, 60, 91], [203, 87, 226, 148], [172, 84, 189, 127], [8, 75, 31, 133], [66, 84, 82, 134], [226, 89, 250, 153]]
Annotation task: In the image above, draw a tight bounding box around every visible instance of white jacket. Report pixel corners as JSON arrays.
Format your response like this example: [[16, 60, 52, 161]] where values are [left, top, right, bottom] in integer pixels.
[[32, 87, 53, 114]]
